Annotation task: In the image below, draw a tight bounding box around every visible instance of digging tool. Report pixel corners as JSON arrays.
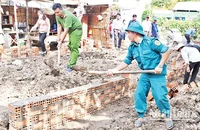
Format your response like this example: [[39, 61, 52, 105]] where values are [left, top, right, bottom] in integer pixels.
[[44, 51, 60, 76], [85, 70, 155, 74], [71, 65, 155, 74], [57, 46, 61, 66]]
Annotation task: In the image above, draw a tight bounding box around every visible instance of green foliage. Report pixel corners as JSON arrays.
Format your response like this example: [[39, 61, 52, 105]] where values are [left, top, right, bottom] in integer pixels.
[[141, 9, 153, 21], [151, 0, 200, 10], [157, 17, 200, 39], [151, 0, 178, 9], [110, 4, 120, 12]]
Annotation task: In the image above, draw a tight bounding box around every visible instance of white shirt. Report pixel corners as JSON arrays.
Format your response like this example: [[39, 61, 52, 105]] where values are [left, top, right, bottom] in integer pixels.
[[113, 19, 123, 30], [142, 20, 151, 32], [181, 47, 200, 64]]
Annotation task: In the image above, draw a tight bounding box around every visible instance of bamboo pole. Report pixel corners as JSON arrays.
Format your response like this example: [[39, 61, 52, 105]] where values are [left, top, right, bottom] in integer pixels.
[[26, 0, 30, 48]]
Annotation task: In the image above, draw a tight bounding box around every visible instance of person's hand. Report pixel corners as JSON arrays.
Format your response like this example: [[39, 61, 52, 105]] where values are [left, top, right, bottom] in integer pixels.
[[186, 66, 190, 72], [181, 61, 185, 67], [57, 41, 62, 49], [155, 65, 163, 74], [185, 64, 190, 72], [107, 69, 117, 76], [46, 33, 49, 37], [56, 36, 61, 43]]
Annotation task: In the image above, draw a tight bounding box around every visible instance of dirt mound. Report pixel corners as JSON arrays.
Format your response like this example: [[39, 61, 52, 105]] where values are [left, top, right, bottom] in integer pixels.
[[0, 49, 130, 107], [1, 48, 199, 130]]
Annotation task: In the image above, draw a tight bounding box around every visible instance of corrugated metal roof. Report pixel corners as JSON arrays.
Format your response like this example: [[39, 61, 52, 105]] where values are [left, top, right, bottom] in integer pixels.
[[173, 2, 200, 11]]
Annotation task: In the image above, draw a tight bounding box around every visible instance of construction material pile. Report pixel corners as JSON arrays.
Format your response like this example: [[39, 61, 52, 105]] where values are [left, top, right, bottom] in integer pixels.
[[58, 84, 200, 130], [0, 48, 200, 130]]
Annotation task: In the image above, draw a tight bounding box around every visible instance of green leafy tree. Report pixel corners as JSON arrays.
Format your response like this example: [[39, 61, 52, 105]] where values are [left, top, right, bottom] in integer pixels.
[[157, 16, 200, 39], [151, 0, 200, 10], [141, 8, 153, 21]]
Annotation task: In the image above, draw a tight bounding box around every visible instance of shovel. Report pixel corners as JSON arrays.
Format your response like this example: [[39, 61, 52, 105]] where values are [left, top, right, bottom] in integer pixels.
[[71, 65, 154, 74], [57, 47, 61, 66], [86, 70, 155, 74]]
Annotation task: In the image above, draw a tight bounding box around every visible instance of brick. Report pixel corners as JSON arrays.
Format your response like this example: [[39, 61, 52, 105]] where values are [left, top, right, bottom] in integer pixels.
[[190, 82, 198, 88], [180, 84, 190, 92], [12, 119, 27, 129], [124, 92, 129, 97], [48, 104, 61, 111], [11, 46, 18, 57], [166, 75, 171, 81], [64, 110, 75, 119], [167, 82, 178, 89], [147, 92, 154, 101], [8, 76, 136, 129], [115, 95, 121, 100], [29, 109, 42, 116], [99, 95, 105, 101], [118, 87, 125, 95], [104, 99, 111, 104], [168, 87, 178, 99], [50, 115, 62, 125], [109, 92, 115, 98], [172, 59, 177, 70], [90, 99, 95, 106], [39, 113, 50, 121], [115, 85, 121, 91], [31, 47, 39, 53]]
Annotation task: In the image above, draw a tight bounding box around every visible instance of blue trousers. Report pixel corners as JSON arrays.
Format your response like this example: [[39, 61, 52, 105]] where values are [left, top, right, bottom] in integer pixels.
[[134, 73, 170, 118], [39, 33, 47, 52]]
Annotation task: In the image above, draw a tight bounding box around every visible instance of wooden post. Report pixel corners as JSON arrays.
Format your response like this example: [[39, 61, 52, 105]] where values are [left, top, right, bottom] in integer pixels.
[[26, 0, 30, 48], [0, 0, 2, 29], [13, 0, 20, 56], [0, 0, 5, 46]]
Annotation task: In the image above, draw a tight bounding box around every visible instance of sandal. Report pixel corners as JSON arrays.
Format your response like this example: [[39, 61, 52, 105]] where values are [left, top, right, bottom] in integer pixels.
[[135, 119, 144, 127], [166, 119, 174, 130]]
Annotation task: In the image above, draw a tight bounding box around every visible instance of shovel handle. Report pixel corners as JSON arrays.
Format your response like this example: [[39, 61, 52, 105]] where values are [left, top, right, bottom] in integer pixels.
[[87, 70, 155, 74], [57, 47, 60, 65]]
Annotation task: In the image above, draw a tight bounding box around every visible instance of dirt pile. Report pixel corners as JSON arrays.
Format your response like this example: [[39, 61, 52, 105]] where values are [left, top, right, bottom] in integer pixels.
[[1, 47, 199, 130], [0, 50, 129, 107]]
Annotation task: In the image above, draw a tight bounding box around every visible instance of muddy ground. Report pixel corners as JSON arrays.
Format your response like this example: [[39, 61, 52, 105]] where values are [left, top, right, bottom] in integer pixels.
[[0, 46, 199, 130]]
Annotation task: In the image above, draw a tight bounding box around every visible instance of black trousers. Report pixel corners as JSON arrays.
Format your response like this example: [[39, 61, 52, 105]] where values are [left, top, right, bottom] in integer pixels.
[[183, 61, 200, 84], [39, 33, 47, 52], [185, 34, 190, 44]]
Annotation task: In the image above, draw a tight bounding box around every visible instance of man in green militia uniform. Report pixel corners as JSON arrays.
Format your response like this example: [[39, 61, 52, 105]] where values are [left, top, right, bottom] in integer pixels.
[[52, 3, 82, 72]]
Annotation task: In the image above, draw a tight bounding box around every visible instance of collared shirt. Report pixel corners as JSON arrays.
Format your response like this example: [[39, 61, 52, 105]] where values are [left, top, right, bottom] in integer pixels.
[[113, 19, 123, 30], [56, 10, 82, 34], [128, 20, 139, 27], [181, 47, 200, 64], [124, 36, 168, 75], [185, 29, 195, 37], [142, 20, 152, 32]]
